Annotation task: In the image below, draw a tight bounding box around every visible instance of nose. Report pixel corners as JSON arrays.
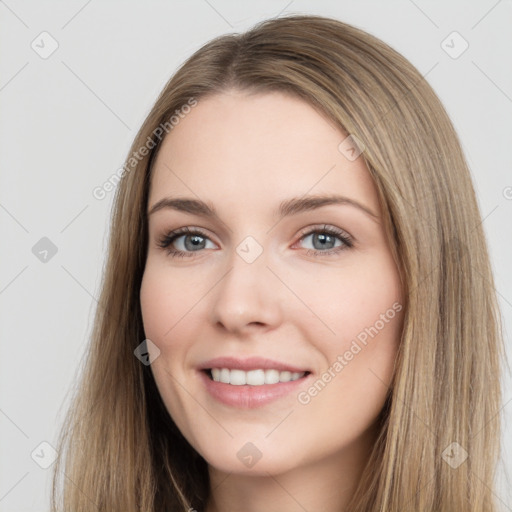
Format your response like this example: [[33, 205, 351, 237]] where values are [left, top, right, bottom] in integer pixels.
[[210, 246, 284, 336]]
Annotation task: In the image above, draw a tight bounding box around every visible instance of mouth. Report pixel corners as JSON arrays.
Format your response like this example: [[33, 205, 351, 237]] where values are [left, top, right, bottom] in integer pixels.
[[204, 368, 310, 385], [197, 357, 312, 408]]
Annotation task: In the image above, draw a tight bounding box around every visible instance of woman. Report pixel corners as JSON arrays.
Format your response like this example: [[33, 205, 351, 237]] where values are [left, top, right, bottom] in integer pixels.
[[52, 14, 504, 511]]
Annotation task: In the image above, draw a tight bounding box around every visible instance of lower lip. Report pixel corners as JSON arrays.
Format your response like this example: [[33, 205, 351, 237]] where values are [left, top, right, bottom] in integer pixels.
[[199, 370, 310, 408]]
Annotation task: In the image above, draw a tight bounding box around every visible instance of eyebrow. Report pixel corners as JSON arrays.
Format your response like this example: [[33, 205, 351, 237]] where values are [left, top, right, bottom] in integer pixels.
[[147, 194, 379, 222]]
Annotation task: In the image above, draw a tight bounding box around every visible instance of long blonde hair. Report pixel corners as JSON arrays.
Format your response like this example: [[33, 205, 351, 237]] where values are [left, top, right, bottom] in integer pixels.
[[52, 14, 505, 511]]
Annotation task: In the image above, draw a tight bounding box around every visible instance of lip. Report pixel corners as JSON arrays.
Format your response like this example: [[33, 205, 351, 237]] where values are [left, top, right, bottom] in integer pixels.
[[198, 356, 312, 409], [198, 356, 310, 373]]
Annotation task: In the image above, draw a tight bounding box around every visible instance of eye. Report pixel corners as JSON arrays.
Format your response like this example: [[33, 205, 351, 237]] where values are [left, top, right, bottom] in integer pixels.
[[157, 224, 354, 258], [296, 225, 353, 256], [157, 227, 216, 257]]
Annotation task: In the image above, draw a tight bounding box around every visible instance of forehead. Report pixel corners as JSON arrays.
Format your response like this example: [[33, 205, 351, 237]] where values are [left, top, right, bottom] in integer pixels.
[[149, 90, 380, 217]]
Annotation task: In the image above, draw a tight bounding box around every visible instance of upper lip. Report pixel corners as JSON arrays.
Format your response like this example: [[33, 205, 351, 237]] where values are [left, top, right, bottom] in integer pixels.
[[198, 356, 311, 374]]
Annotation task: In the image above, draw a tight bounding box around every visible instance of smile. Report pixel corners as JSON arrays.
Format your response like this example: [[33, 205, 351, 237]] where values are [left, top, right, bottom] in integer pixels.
[[198, 357, 312, 408], [209, 368, 307, 385]]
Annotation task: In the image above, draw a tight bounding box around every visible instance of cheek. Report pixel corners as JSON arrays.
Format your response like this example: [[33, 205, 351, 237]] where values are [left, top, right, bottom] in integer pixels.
[[140, 265, 199, 342], [140, 264, 211, 387], [139, 266, 200, 412], [140, 267, 200, 430], [293, 253, 403, 405], [292, 253, 403, 346]]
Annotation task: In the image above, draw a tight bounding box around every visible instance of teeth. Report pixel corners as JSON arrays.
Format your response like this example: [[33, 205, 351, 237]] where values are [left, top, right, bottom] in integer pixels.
[[209, 368, 306, 385]]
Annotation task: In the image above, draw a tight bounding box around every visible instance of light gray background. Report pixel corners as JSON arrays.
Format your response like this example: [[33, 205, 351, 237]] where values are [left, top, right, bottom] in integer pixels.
[[1, 1, 511, 510]]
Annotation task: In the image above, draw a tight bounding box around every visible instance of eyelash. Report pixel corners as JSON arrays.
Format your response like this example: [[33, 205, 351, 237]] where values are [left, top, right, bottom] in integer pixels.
[[157, 225, 354, 259]]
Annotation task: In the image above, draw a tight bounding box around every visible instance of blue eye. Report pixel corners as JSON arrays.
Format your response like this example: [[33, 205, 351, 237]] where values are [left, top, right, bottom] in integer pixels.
[[296, 225, 353, 256], [157, 225, 353, 258], [301, 231, 345, 251], [157, 227, 215, 257]]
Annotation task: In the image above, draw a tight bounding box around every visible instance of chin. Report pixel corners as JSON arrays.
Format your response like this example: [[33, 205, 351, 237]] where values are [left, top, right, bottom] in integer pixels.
[[195, 437, 302, 477]]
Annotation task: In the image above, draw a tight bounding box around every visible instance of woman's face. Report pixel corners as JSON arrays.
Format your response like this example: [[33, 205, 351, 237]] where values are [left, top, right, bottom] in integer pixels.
[[140, 90, 403, 476]]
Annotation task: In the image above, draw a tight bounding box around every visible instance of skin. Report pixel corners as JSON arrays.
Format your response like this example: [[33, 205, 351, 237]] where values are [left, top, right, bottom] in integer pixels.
[[140, 90, 404, 512]]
